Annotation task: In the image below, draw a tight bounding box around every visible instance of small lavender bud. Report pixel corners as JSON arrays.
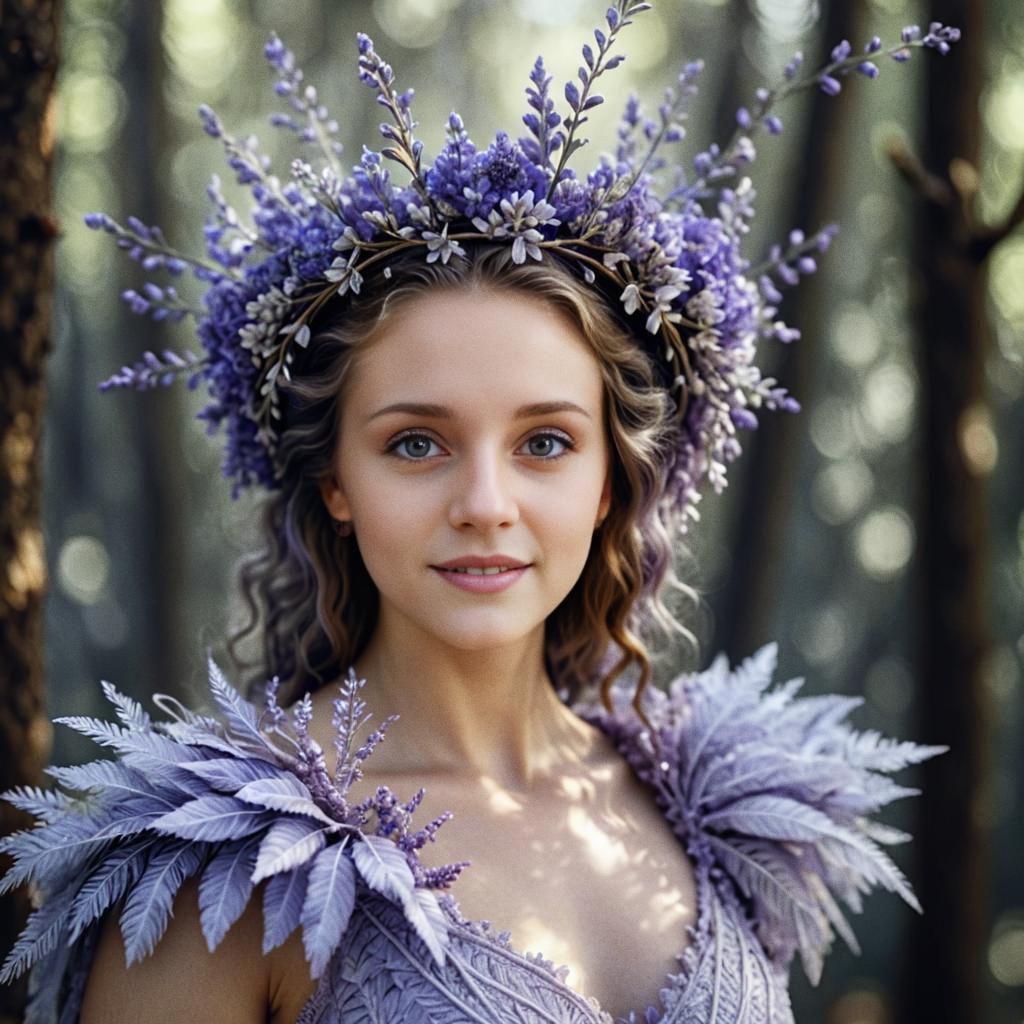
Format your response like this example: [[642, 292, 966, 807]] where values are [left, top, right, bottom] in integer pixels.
[[197, 103, 222, 138], [736, 106, 751, 128], [901, 25, 921, 43], [784, 51, 804, 80], [866, 36, 882, 53], [857, 61, 880, 78], [764, 115, 783, 135], [830, 40, 852, 62], [818, 74, 842, 96]]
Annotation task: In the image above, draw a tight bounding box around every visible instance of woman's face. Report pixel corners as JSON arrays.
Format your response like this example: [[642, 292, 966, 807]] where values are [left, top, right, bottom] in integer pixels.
[[319, 287, 612, 654]]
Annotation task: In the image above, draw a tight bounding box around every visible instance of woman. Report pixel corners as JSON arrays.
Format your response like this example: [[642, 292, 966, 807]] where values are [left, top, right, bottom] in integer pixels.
[[1, 7, 957, 1022]]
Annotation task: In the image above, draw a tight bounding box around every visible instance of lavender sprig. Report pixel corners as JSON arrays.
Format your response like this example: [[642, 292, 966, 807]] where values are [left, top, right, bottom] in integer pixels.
[[520, 57, 562, 171], [120, 283, 200, 323], [685, 24, 961, 199], [84, 211, 230, 280], [545, 0, 649, 202], [356, 33, 433, 212], [264, 33, 345, 176], [98, 348, 203, 392], [581, 58, 704, 233], [748, 223, 839, 284]]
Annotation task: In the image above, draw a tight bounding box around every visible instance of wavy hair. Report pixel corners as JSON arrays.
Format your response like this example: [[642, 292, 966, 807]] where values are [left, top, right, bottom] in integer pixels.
[[226, 245, 697, 720]]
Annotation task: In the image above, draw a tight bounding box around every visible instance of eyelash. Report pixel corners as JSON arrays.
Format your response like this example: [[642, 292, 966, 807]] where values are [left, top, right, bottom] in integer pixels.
[[385, 430, 576, 462]]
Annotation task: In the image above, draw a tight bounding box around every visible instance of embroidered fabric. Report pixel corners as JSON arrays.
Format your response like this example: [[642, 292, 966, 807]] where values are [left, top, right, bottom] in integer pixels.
[[1, 644, 943, 1024]]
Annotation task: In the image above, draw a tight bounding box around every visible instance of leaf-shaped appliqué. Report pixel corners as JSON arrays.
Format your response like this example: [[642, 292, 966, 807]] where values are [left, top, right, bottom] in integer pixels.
[[198, 836, 260, 950], [100, 679, 152, 730], [575, 640, 946, 987], [182, 755, 289, 792], [301, 841, 356, 977], [703, 795, 849, 843], [1, 784, 74, 823], [253, 816, 328, 883], [0, 878, 75, 984], [352, 834, 448, 967], [350, 833, 415, 906], [118, 840, 206, 964], [262, 862, 310, 953], [205, 654, 270, 754], [67, 839, 155, 942], [235, 774, 337, 826], [151, 794, 273, 842]]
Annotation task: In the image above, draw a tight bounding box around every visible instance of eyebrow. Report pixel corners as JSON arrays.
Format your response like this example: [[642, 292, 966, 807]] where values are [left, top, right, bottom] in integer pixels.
[[365, 400, 593, 423]]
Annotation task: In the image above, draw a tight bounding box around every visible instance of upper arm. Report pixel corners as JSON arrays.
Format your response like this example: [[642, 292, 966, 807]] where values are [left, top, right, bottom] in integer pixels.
[[79, 875, 270, 1024]]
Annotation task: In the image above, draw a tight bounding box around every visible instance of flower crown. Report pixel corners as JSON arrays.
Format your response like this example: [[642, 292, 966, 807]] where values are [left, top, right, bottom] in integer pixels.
[[90, 3, 958, 528]]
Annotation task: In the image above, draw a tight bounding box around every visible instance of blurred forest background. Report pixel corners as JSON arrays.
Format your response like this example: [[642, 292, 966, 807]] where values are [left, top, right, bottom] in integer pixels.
[[1, 0, 1022, 1021]]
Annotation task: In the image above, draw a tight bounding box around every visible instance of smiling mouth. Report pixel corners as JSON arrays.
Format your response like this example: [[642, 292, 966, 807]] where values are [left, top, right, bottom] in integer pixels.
[[443, 566, 521, 575]]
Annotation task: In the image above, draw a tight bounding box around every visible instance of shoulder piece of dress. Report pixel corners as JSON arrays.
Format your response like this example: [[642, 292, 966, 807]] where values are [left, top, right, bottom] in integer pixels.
[[571, 642, 948, 988], [0, 659, 465, 1024]]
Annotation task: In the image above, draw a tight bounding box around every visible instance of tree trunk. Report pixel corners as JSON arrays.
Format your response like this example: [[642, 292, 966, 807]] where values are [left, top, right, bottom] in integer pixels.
[[897, 3, 992, 1022], [0, 3, 60, 1022], [716, 0, 861, 660]]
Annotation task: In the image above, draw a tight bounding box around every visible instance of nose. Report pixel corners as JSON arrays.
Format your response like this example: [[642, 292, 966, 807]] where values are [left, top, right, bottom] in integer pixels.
[[447, 444, 520, 530]]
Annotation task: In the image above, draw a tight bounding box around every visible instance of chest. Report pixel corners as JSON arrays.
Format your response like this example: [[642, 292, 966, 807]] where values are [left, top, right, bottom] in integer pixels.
[[410, 768, 699, 1020]]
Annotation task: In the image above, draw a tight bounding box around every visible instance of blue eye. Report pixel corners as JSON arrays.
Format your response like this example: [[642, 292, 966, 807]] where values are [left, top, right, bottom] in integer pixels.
[[522, 433, 572, 458], [388, 434, 442, 459], [386, 430, 574, 461]]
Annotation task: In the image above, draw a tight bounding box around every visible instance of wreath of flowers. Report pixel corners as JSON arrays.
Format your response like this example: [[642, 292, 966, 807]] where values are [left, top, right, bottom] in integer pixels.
[[89, 2, 958, 527]]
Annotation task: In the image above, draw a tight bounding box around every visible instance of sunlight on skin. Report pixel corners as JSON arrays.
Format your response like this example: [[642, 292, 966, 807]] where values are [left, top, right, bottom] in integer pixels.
[[477, 775, 527, 815], [565, 805, 631, 875]]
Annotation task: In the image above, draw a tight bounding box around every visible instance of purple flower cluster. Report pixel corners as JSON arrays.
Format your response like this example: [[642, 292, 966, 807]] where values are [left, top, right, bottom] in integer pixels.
[[87, 1, 959, 525]]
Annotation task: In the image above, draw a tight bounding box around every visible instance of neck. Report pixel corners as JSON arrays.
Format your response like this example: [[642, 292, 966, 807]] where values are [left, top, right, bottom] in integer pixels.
[[348, 620, 598, 791]]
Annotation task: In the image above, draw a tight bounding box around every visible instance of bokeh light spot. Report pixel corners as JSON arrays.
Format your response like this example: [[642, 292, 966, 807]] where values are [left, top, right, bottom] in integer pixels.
[[854, 506, 914, 580], [57, 536, 110, 606]]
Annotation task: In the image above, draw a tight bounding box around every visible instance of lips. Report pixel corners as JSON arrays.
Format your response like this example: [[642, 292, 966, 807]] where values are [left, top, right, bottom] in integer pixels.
[[432, 554, 530, 571]]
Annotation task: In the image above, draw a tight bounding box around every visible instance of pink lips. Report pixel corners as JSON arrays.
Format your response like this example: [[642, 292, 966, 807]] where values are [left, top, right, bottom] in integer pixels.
[[430, 554, 531, 594]]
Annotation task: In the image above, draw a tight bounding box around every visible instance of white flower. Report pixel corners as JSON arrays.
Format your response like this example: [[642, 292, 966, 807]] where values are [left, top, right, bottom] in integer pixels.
[[422, 224, 466, 264], [645, 284, 684, 334], [324, 255, 350, 282], [620, 283, 642, 315], [474, 190, 560, 263]]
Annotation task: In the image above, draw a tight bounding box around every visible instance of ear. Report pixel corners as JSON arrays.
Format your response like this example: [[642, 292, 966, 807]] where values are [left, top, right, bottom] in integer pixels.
[[318, 471, 352, 522], [595, 471, 612, 528]]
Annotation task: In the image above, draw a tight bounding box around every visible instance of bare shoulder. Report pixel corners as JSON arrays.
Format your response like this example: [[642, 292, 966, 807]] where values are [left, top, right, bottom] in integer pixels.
[[79, 874, 316, 1024]]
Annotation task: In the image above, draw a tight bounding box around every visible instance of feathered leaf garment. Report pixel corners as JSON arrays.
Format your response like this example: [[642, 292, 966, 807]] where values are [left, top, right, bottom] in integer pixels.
[[1, 645, 944, 1024]]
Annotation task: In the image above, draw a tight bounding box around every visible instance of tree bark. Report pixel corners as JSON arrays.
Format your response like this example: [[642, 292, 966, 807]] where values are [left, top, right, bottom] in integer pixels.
[[716, 0, 861, 660], [0, 3, 60, 1021], [896, 3, 993, 1022]]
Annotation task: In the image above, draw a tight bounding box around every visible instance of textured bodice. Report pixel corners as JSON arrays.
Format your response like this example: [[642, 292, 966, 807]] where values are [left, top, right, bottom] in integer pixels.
[[1, 645, 944, 1023]]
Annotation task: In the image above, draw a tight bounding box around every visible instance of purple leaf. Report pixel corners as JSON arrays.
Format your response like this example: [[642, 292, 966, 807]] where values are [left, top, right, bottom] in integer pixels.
[[235, 775, 337, 826], [182, 756, 288, 792], [198, 837, 259, 950], [351, 834, 415, 905], [301, 842, 356, 977], [151, 794, 272, 842], [253, 817, 327, 883], [68, 840, 154, 942], [119, 841, 206, 965], [261, 864, 309, 953]]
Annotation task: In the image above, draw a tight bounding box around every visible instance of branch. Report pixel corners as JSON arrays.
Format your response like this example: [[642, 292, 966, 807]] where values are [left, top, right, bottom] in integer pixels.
[[889, 134, 1024, 263], [885, 134, 952, 207]]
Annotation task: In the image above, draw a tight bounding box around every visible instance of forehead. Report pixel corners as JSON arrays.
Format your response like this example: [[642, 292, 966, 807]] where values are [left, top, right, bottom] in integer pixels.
[[343, 288, 605, 413]]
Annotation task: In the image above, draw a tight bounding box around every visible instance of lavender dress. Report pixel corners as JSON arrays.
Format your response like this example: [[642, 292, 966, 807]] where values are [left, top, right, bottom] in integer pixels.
[[1, 644, 943, 1024]]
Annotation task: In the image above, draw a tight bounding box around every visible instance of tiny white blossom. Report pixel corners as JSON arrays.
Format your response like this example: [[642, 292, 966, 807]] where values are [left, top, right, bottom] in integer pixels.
[[620, 283, 642, 315], [422, 224, 466, 264]]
